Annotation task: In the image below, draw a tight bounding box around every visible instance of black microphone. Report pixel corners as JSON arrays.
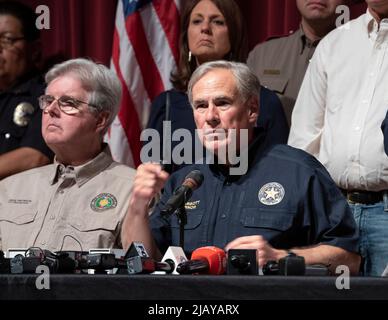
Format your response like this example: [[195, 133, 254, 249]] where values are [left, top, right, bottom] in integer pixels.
[[127, 256, 175, 274], [161, 170, 204, 216]]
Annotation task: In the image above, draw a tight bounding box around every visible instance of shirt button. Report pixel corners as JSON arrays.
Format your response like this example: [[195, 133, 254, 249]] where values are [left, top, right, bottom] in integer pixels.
[[59, 190, 64, 194], [370, 72, 375, 77], [41, 241, 46, 245], [5, 133, 10, 139], [50, 215, 55, 220], [221, 214, 227, 219], [354, 126, 361, 131], [362, 99, 368, 104]]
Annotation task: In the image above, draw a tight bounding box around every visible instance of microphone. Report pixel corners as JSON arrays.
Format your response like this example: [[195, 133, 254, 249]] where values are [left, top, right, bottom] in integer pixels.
[[127, 256, 175, 274], [161, 170, 204, 216], [227, 249, 258, 275], [176, 246, 226, 275], [124, 242, 150, 259], [153, 246, 188, 275]]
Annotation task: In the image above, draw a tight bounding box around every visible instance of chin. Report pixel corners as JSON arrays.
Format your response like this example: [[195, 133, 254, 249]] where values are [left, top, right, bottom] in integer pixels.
[[204, 140, 230, 155]]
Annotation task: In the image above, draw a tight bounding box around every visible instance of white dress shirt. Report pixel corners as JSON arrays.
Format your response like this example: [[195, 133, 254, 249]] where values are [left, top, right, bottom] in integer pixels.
[[288, 9, 388, 191]]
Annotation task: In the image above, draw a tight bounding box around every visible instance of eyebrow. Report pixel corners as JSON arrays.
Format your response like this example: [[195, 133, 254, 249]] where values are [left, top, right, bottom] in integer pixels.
[[193, 95, 234, 105], [191, 13, 223, 19]]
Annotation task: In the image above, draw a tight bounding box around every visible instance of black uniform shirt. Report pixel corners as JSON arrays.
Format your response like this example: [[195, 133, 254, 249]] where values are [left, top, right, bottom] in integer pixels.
[[0, 74, 53, 158]]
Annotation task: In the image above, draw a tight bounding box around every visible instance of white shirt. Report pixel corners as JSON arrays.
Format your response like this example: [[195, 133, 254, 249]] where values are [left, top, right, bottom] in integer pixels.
[[288, 9, 388, 191]]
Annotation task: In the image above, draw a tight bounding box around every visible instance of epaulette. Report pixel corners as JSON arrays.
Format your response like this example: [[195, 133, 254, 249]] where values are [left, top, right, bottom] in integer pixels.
[[265, 29, 296, 42]]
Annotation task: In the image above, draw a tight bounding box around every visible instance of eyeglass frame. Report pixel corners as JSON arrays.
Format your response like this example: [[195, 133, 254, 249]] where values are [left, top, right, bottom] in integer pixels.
[[38, 94, 99, 115], [0, 35, 25, 49]]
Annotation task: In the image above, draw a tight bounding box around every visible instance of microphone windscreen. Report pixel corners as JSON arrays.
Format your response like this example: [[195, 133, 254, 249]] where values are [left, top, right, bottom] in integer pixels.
[[191, 246, 226, 275], [183, 170, 204, 190]]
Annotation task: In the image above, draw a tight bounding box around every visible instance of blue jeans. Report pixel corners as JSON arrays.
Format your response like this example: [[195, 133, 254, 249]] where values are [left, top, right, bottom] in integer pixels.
[[350, 202, 388, 276]]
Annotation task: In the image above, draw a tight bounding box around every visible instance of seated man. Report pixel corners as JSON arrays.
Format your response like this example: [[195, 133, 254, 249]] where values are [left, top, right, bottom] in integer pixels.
[[0, 58, 136, 252], [122, 61, 360, 275], [0, 1, 53, 179]]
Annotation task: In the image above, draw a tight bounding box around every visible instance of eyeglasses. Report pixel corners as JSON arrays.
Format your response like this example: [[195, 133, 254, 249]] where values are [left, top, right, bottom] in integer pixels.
[[0, 35, 25, 49], [38, 95, 98, 115]]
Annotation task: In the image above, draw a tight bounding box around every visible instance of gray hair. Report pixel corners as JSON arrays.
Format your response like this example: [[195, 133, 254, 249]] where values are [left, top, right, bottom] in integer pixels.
[[187, 60, 261, 106], [45, 58, 121, 134]]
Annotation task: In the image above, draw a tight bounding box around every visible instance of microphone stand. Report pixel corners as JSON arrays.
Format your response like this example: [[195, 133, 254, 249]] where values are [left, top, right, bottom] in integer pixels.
[[175, 205, 187, 250]]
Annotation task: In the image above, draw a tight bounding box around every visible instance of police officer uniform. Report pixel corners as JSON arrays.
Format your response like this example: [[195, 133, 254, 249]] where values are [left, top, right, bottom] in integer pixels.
[[247, 28, 320, 126], [150, 129, 359, 255], [0, 74, 53, 159], [0, 145, 135, 252]]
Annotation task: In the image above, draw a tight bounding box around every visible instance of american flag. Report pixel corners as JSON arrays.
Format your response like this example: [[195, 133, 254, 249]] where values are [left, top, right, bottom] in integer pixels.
[[107, 0, 181, 167]]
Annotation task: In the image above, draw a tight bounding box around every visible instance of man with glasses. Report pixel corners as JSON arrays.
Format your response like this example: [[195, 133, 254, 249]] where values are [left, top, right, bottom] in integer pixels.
[[0, 58, 136, 252], [0, 1, 53, 180]]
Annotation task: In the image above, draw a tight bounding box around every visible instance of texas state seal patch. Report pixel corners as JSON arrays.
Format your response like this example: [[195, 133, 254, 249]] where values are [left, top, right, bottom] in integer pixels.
[[258, 182, 285, 205], [91, 193, 117, 212]]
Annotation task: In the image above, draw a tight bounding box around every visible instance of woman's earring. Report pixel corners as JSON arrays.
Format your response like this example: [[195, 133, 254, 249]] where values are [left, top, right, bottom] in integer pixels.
[[188, 51, 192, 62]]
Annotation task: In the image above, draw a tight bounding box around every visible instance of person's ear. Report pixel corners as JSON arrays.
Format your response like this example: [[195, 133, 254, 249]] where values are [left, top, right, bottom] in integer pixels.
[[247, 96, 259, 124], [95, 111, 110, 134]]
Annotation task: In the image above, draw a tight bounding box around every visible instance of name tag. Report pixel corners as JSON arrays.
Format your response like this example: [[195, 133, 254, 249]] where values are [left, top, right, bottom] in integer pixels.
[[263, 69, 281, 75]]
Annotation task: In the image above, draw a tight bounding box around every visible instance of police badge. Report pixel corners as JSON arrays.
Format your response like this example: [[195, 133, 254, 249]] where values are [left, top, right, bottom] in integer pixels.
[[13, 102, 34, 127], [258, 182, 285, 205]]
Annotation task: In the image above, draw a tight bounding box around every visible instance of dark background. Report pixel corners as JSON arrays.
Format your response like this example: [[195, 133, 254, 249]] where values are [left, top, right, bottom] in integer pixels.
[[20, 0, 367, 69]]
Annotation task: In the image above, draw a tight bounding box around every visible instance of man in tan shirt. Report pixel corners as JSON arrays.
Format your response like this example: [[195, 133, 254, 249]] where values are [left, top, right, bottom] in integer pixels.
[[247, 0, 348, 125], [0, 58, 136, 252]]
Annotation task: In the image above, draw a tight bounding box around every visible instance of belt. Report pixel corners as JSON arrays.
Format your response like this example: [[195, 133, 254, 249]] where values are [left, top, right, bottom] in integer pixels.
[[340, 189, 386, 205]]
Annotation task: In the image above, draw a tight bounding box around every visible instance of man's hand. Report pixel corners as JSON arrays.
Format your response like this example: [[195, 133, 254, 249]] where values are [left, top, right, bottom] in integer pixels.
[[121, 163, 168, 258], [225, 235, 287, 267], [128, 163, 169, 215]]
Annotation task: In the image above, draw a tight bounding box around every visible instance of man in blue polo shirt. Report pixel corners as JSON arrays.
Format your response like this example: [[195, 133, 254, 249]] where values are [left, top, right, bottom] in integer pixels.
[[122, 61, 360, 275]]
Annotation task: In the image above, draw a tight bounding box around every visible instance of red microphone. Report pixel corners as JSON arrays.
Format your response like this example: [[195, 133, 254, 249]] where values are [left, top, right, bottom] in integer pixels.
[[176, 246, 226, 275]]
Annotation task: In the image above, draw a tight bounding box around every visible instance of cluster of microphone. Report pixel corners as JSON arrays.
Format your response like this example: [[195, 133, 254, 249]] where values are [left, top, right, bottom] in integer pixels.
[[0, 243, 329, 276]]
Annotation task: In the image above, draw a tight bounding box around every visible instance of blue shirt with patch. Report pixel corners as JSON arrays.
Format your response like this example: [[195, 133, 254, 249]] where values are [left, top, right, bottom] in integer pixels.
[[150, 130, 359, 255]]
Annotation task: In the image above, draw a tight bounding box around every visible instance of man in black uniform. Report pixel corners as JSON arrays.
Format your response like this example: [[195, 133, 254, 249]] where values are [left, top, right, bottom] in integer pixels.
[[122, 61, 360, 274], [0, 1, 52, 179]]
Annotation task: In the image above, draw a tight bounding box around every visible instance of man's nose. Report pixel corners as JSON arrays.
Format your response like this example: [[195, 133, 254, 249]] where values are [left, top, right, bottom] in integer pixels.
[[44, 99, 61, 116], [205, 104, 220, 126]]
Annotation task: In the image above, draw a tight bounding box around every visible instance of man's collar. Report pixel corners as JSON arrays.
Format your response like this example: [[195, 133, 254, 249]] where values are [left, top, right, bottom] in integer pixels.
[[49, 144, 114, 187], [208, 127, 267, 181], [298, 25, 321, 54], [365, 8, 388, 36]]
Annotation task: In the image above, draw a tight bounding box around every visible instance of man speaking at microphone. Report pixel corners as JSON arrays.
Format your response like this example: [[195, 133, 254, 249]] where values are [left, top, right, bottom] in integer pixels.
[[121, 61, 360, 275]]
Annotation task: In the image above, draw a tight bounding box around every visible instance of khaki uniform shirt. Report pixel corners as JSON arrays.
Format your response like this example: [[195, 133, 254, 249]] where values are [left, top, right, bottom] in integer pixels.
[[0, 145, 136, 252], [247, 28, 319, 126]]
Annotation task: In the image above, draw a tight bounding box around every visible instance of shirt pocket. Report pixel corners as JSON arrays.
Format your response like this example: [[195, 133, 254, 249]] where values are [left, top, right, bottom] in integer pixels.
[[260, 76, 289, 95], [0, 204, 38, 249], [170, 210, 204, 230], [239, 207, 295, 234], [170, 209, 204, 251], [66, 211, 122, 249], [0, 205, 38, 225], [69, 212, 120, 232]]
